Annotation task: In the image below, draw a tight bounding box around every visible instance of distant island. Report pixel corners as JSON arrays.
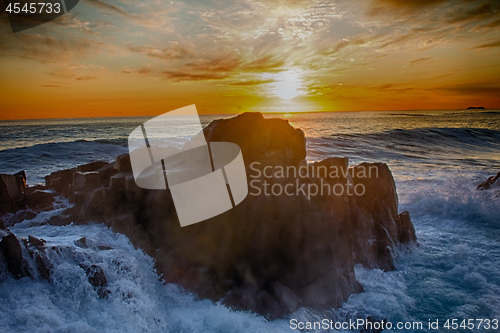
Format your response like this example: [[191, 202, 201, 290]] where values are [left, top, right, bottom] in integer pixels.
[[467, 106, 486, 109]]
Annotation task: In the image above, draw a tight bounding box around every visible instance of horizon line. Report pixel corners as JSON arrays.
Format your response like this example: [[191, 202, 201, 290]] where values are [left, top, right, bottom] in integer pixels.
[[0, 108, 498, 122]]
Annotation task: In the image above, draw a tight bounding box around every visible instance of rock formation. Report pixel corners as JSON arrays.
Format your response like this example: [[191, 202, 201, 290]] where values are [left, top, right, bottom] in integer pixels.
[[0, 112, 417, 319], [477, 171, 500, 191]]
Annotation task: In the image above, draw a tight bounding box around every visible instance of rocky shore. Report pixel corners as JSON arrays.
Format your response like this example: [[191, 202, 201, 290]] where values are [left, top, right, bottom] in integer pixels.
[[0, 112, 417, 319]]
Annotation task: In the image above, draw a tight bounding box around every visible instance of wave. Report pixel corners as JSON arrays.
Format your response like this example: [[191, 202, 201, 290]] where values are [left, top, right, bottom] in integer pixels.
[[306, 128, 500, 170], [328, 127, 500, 150], [0, 140, 128, 184], [2, 223, 290, 333]]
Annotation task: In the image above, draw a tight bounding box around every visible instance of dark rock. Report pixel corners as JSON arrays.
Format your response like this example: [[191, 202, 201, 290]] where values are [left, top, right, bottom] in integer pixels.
[[0, 172, 27, 214], [34, 252, 52, 281], [25, 190, 55, 212], [45, 169, 75, 196], [115, 154, 132, 173], [81, 264, 110, 298], [477, 171, 500, 190], [2, 210, 37, 227], [74, 237, 89, 248], [77, 161, 109, 173], [62, 112, 417, 318], [47, 207, 74, 226], [397, 211, 417, 244], [73, 171, 104, 193], [203, 112, 306, 167], [24, 185, 48, 196], [0, 232, 31, 279], [349, 162, 400, 271], [28, 235, 46, 248]]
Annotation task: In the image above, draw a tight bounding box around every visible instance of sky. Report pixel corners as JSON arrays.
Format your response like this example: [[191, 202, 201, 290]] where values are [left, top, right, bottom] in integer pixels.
[[0, 0, 500, 119]]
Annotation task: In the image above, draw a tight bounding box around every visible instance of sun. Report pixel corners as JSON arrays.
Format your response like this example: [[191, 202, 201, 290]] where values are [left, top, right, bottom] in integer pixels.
[[273, 70, 304, 100]]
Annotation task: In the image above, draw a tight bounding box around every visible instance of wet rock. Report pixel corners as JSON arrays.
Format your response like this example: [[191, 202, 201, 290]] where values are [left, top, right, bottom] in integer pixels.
[[34, 253, 52, 281], [74, 237, 89, 248], [0, 231, 32, 279], [77, 161, 109, 173], [477, 171, 500, 190], [47, 207, 74, 226], [115, 154, 132, 173], [24, 185, 49, 196], [2, 210, 37, 227], [397, 211, 417, 244], [60, 112, 417, 318], [73, 171, 104, 193], [45, 169, 75, 196], [80, 264, 110, 298], [0, 172, 27, 214], [25, 190, 55, 212], [350, 162, 400, 271], [203, 112, 306, 167], [74, 237, 112, 250], [28, 235, 46, 248]]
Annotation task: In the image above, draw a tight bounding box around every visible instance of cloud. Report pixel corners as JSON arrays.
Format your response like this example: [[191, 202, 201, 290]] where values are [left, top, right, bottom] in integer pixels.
[[161, 71, 230, 81], [229, 79, 274, 85], [40, 82, 62, 88], [0, 33, 100, 64], [85, 0, 139, 18], [471, 40, 500, 49], [435, 80, 500, 95], [129, 44, 190, 60], [138, 67, 153, 74], [447, 3, 498, 24], [408, 57, 432, 65], [76, 75, 97, 80]]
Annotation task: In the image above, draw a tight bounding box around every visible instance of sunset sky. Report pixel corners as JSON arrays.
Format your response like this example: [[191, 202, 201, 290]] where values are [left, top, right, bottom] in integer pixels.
[[1, 0, 500, 119]]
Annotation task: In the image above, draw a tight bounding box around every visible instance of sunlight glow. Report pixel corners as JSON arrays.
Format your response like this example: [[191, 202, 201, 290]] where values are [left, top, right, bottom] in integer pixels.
[[273, 70, 304, 100]]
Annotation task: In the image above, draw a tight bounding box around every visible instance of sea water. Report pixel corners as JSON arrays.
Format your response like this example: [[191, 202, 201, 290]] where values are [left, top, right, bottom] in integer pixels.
[[0, 110, 499, 332]]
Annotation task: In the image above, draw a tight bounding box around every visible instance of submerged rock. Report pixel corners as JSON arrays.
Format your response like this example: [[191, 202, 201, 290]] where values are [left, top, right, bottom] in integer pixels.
[[477, 171, 500, 191], [80, 263, 110, 299]]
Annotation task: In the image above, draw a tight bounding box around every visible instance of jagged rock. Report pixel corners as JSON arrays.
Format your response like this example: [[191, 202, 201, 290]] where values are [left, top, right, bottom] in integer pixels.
[[47, 207, 74, 226], [203, 112, 306, 167], [24, 185, 49, 196], [47, 112, 417, 319], [0, 172, 27, 214], [397, 211, 417, 244], [77, 161, 109, 173], [74, 237, 112, 250], [34, 253, 52, 281], [0, 231, 32, 279], [25, 190, 55, 212], [45, 161, 111, 196], [349, 162, 400, 271], [73, 171, 104, 193], [45, 169, 75, 196], [115, 154, 132, 173], [2, 210, 37, 227], [28, 235, 46, 248], [80, 264, 110, 298], [477, 171, 500, 190]]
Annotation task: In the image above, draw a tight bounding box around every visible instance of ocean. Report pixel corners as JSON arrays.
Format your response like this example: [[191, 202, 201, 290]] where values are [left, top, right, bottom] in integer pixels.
[[0, 110, 499, 332]]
